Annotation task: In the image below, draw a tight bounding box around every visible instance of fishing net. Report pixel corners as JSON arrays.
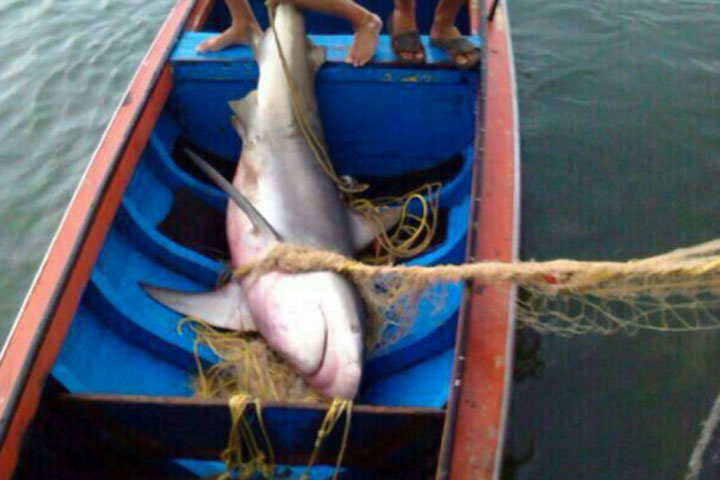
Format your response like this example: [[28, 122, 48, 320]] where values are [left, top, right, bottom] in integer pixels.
[[180, 318, 321, 403], [180, 320, 351, 479]]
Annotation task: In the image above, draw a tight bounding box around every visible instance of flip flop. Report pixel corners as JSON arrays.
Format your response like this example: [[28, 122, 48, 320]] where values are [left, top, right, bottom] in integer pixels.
[[387, 12, 426, 64], [430, 37, 481, 69]]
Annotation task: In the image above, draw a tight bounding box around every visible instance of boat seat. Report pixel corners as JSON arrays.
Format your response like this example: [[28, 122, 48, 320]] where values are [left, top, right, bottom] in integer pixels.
[[168, 32, 481, 168], [17, 391, 443, 478]]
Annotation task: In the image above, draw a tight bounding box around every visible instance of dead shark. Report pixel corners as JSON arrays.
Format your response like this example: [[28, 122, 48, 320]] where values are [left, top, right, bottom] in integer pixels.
[[144, 4, 395, 399]]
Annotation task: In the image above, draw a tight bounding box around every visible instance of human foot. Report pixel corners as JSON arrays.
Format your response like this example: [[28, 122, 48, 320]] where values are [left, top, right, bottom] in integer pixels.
[[429, 25, 480, 68], [197, 23, 261, 53], [388, 9, 425, 63], [346, 12, 383, 67]]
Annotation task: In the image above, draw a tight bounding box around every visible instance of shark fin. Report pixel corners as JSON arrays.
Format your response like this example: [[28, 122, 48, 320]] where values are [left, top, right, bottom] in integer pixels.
[[183, 148, 282, 241], [347, 206, 402, 253], [250, 30, 263, 58], [307, 40, 326, 75], [229, 90, 258, 139], [141, 281, 257, 332]]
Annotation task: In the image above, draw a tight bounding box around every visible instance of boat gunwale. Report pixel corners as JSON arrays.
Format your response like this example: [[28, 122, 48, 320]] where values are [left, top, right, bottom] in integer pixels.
[[438, 0, 520, 478]]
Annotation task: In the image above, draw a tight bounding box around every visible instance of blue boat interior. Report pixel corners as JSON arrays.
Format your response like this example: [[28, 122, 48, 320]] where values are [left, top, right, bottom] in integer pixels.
[[46, 1, 482, 476]]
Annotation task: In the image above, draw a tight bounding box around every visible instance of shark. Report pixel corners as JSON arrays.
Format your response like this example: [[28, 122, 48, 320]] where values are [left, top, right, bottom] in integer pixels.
[[144, 4, 396, 399]]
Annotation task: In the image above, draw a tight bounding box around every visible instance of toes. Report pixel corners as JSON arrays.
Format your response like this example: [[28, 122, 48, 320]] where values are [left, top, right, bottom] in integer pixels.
[[399, 51, 413, 61], [196, 39, 210, 52], [196, 35, 228, 53]]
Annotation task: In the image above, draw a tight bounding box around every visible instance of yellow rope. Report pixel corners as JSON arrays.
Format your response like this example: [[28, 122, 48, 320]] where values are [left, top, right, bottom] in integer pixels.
[[218, 394, 275, 480], [301, 398, 353, 480]]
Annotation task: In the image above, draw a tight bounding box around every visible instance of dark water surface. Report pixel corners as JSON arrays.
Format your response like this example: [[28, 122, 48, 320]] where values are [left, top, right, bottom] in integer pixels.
[[0, 0, 719, 478], [505, 0, 720, 479]]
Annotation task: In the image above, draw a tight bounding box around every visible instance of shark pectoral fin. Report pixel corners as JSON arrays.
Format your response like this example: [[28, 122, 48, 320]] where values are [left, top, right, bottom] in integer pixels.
[[229, 90, 258, 139], [141, 281, 257, 332], [347, 205, 403, 253]]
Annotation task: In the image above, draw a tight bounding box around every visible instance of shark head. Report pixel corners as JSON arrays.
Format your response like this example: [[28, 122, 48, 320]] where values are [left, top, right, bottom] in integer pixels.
[[243, 271, 364, 399]]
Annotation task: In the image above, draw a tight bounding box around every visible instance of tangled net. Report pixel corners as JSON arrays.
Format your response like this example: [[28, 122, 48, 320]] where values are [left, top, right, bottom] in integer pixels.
[[180, 318, 321, 403]]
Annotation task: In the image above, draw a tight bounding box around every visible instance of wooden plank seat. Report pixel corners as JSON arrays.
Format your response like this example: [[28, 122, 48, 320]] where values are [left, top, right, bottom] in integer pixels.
[[16, 388, 444, 478]]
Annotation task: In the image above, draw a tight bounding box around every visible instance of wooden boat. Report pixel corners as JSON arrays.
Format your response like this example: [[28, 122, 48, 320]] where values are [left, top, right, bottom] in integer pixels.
[[0, 0, 519, 478]]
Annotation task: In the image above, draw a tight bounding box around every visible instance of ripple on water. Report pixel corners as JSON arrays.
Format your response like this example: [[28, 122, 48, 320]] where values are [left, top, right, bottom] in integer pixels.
[[0, 0, 176, 338]]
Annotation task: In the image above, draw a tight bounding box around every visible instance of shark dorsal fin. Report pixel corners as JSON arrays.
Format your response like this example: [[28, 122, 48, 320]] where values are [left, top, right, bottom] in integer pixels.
[[229, 90, 258, 141]]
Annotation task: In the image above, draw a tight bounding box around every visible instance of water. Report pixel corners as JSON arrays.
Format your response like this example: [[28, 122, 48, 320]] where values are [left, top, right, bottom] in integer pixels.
[[0, 0, 175, 340], [505, 0, 720, 478], [0, 0, 718, 478]]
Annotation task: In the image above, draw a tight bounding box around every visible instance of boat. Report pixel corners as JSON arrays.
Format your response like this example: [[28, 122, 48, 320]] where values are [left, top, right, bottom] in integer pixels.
[[0, 0, 519, 477]]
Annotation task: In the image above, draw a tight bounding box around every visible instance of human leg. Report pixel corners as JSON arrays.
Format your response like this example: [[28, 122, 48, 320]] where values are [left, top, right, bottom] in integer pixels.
[[280, 0, 382, 66], [389, 0, 425, 62], [430, 0, 481, 68], [197, 0, 262, 52]]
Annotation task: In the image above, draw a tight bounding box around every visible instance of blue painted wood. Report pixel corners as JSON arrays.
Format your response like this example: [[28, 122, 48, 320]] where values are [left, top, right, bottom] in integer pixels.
[[117, 198, 222, 287], [146, 133, 227, 211], [360, 348, 455, 407], [170, 32, 478, 171], [52, 306, 193, 396]]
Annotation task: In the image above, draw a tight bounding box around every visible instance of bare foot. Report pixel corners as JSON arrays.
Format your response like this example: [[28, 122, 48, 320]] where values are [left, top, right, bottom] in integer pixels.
[[390, 9, 424, 62], [429, 25, 480, 67], [346, 12, 382, 67], [197, 23, 260, 53]]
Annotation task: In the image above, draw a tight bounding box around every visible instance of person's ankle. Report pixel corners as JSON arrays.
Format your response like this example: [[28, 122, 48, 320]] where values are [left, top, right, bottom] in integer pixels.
[[431, 12, 457, 34], [430, 21, 457, 39], [351, 9, 380, 31], [394, 0, 416, 16]]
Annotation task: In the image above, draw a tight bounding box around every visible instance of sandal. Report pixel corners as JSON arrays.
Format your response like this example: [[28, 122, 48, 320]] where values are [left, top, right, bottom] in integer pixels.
[[387, 12, 426, 64], [430, 36, 481, 69]]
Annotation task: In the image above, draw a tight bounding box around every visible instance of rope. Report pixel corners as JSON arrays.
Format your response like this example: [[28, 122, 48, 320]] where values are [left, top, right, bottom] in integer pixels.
[[300, 398, 353, 480], [218, 394, 275, 480], [234, 241, 720, 295]]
